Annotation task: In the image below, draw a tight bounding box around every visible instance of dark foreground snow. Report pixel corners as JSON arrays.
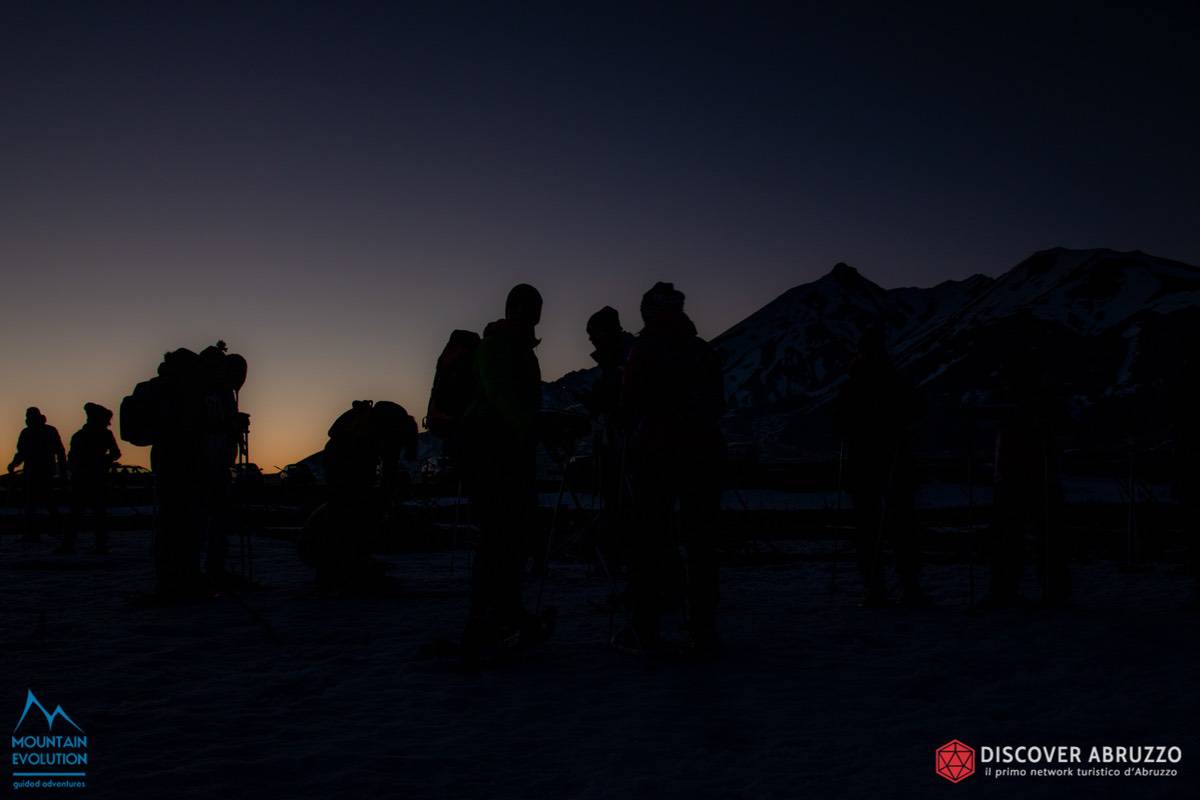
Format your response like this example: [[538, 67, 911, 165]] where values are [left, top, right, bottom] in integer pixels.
[[1, 532, 1196, 799]]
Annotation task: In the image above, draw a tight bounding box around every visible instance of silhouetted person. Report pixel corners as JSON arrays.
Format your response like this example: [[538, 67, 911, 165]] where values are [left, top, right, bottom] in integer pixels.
[[197, 342, 249, 582], [582, 306, 635, 585], [1167, 348, 1198, 606], [60, 403, 120, 554], [619, 282, 725, 654], [981, 355, 1070, 608], [145, 347, 209, 597], [832, 328, 925, 607], [124, 342, 247, 598], [299, 400, 417, 589], [460, 283, 545, 655], [7, 407, 66, 541]]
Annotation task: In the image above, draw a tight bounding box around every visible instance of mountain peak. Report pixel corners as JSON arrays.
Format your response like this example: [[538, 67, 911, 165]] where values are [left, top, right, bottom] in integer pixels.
[[829, 262, 860, 280]]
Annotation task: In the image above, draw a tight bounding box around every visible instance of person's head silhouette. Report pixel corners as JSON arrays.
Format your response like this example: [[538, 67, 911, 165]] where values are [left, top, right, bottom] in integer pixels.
[[587, 305, 623, 350], [505, 283, 543, 328], [84, 403, 113, 427], [25, 407, 45, 428], [640, 282, 685, 326]]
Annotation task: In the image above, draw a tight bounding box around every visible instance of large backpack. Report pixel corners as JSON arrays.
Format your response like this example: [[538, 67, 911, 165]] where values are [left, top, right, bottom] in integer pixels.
[[425, 329, 481, 439], [119, 378, 164, 447], [119, 346, 210, 448]]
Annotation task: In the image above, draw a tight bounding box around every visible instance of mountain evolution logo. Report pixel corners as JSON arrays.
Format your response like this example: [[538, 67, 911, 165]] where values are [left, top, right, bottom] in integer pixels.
[[13, 690, 84, 734], [10, 690, 89, 792]]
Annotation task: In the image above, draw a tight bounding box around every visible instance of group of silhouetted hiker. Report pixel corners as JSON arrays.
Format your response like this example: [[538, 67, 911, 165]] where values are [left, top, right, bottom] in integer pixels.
[[6, 283, 1198, 662], [7, 404, 119, 555], [420, 282, 726, 658]]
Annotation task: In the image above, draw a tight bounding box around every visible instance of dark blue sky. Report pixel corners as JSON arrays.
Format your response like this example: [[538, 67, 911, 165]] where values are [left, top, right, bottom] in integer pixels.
[[2, 1, 1197, 467]]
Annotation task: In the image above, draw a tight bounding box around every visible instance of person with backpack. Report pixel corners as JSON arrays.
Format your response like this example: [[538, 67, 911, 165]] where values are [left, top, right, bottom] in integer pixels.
[[581, 306, 635, 593], [7, 407, 67, 541], [197, 342, 248, 582], [426, 328, 483, 465], [832, 328, 926, 608], [979, 353, 1070, 609], [617, 283, 726, 656], [1168, 344, 1199, 608], [121, 342, 249, 598], [458, 283, 547, 656], [299, 400, 418, 589], [60, 403, 121, 554]]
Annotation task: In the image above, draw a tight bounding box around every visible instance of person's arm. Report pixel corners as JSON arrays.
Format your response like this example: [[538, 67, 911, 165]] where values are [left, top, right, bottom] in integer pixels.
[[619, 343, 644, 425], [8, 430, 28, 472], [107, 431, 122, 464], [52, 429, 67, 476]]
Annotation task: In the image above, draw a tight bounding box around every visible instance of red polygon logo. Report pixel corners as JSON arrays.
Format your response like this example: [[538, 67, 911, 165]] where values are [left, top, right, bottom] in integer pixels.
[[935, 739, 975, 783]]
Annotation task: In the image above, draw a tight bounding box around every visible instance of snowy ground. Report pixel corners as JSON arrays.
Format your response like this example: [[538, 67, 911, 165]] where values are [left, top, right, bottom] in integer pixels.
[[1, 530, 1196, 799]]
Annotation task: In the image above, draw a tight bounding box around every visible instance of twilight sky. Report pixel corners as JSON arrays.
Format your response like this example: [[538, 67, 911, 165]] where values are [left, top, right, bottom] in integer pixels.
[[2, 2, 1198, 470]]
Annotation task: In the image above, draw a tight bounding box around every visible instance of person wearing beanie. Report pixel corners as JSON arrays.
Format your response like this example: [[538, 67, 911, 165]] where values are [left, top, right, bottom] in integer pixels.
[[62, 403, 121, 554], [618, 282, 726, 656], [583, 305, 636, 593], [460, 283, 548, 656], [8, 407, 67, 542]]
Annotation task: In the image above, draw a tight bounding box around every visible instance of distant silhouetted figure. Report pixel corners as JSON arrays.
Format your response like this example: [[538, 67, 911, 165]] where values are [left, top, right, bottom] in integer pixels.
[[460, 283, 546, 655], [619, 282, 726, 654], [981, 355, 1070, 608], [832, 328, 925, 607], [582, 306, 636, 584], [299, 400, 417, 589], [7, 407, 66, 541], [60, 403, 120, 554], [1168, 347, 1199, 606]]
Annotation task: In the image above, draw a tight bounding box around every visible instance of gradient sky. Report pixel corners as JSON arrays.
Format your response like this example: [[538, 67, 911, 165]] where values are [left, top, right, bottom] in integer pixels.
[[3, 2, 1198, 470]]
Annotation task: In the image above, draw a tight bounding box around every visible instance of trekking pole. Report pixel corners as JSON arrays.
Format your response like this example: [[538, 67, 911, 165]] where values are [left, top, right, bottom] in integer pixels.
[[241, 426, 254, 583], [1044, 444, 1052, 601], [536, 450, 572, 615], [830, 441, 845, 597], [609, 435, 630, 640], [1126, 441, 1137, 566], [872, 443, 900, 601], [449, 477, 462, 575], [967, 421, 976, 608]]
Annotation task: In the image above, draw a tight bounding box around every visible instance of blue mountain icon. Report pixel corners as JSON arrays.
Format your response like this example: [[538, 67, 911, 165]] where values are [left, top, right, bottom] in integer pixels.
[[13, 690, 84, 733]]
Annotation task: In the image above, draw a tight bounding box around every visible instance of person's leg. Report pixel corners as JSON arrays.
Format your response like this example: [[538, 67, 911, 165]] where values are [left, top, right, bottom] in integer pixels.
[[891, 490, 923, 602], [851, 488, 886, 604], [464, 466, 506, 647], [627, 467, 671, 645], [93, 484, 109, 553], [155, 477, 205, 597], [204, 475, 231, 578], [60, 481, 83, 553], [22, 475, 42, 541], [680, 472, 720, 643], [1036, 490, 1070, 605]]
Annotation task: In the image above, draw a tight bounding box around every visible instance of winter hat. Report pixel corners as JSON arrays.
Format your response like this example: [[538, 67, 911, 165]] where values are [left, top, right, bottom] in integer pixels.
[[640, 282, 685, 323], [84, 403, 113, 423], [586, 306, 622, 337]]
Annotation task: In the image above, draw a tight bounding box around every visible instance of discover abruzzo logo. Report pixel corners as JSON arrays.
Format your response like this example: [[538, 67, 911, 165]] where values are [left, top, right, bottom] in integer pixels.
[[11, 690, 88, 792], [934, 739, 1183, 784]]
